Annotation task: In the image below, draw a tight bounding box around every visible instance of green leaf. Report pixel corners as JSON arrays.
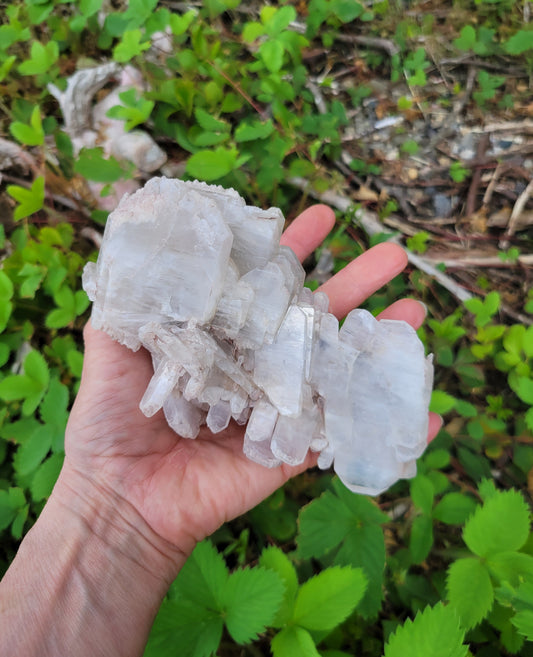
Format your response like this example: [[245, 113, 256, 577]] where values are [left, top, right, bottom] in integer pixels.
[[25, 350, 49, 388], [510, 376, 533, 405], [410, 475, 435, 515], [463, 489, 530, 558], [0, 271, 13, 301], [335, 524, 386, 618], [271, 626, 321, 657], [429, 390, 456, 414], [292, 565, 367, 631], [146, 599, 223, 657], [74, 148, 129, 183], [223, 567, 284, 643], [297, 490, 354, 558], [194, 108, 229, 133], [169, 9, 197, 36], [259, 39, 284, 73], [447, 558, 494, 629], [242, 21, 265, 42], [487, 552, 533, 587], [433, 493, 477, 525], [113, 28, 151, 63], [13, 424, 52, 475], [185, 147, 239, 181], [31, 452, 64, 501], [259, 546, 299, 626], [512, 610, 533, 640], [173, 540, 228, 610], [384, 603, 467, 657], [409, 515, 434, 564], [235, 119, 275, 142], [18, 40, 58, 75], [7, 176, 45, 220], [0, 490, 17, 530], [504, 30, 533, 55], [9, 106, 44, 146], [454, 25, 477, 51]]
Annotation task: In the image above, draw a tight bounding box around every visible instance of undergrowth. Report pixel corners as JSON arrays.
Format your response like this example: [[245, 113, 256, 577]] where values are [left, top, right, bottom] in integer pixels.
[[0, 1, 532, 656]]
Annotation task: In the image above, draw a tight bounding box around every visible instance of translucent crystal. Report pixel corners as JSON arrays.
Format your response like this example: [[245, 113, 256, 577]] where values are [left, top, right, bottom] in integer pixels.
[[83, 177, 434, 496]]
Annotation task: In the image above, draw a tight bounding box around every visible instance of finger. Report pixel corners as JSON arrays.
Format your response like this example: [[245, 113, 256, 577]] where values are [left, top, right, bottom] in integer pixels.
[[377, 299, 427, 330], [280, 204, 335, 262], [428, 412, 443, 442], [318, 242, 408, 319]]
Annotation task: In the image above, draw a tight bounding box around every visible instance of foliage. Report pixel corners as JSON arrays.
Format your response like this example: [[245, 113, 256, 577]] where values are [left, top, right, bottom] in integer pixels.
[[0, 1, 532, 656]]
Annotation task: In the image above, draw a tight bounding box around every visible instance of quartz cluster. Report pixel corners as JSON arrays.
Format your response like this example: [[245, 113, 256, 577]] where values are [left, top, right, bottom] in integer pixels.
[[83, 177, 434, 495]]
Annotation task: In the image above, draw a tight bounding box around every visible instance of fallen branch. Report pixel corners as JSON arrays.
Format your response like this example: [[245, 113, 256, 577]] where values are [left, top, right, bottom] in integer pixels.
[[288, 176, 474, 303]]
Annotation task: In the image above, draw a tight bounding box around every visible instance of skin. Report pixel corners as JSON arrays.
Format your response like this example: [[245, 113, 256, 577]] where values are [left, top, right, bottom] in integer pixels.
[[0, 205, 441, 657]]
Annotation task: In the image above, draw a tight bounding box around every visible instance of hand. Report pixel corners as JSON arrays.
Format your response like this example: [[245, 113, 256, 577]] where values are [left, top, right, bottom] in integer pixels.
[[63, 205, 441, 562]]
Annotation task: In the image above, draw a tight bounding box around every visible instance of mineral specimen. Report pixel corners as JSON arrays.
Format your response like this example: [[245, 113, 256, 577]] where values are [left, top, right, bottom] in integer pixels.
[[83, 177, 434, 495]]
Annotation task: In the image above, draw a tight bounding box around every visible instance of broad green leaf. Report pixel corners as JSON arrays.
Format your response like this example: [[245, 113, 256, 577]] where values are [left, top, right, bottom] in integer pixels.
[[223, 567, 284, 643], [263, 5, 296, 34], [169, 9, 196, 36], [297, 490, 354, 558], [74, 148, 130, 183], [259, 546, 299, 626], [271, 626, 320, 657], [429, 390, 456, 414], [113, 29, 150, 63], [185, 147, 238, 181], [454, 25, 476, 51], [145, 599, 223, 657], [463, 489, 530, 557], [292, 565, 367, 631], [24, 350, 49, 388], [410, 475, 435, 515], [18, 40, 58, 75], [332, 0, 364, 22], [433, 493, 478, 525], [510, 376, 533, 405], [447, 558, 493, 629], [7, 176, 45, 220], [0, 374, 42, 401], [504, 30, 533, 55], [194, 108, 229, 133], [30, 452, 64, 501], [331, 478, 389, 524], [487, 552, 533, 587], [512, 610, 533, 640], [173, 540, 228, 610], [242, 21, 264, 43], [409, 514, 434, 564], [335, 524, 385, 618], [259, 39, 284, 73], [0, 490, 17, 530], [384, 603, 468, 657], [9, 106, 44, 146], [0, 271, 13, 301], [235, 119, 275, 142], [13, 424, 52, 475]]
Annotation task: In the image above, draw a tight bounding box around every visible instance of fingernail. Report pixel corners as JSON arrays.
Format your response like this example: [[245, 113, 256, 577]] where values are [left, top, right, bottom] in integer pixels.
[[417, 301, 428, 318]]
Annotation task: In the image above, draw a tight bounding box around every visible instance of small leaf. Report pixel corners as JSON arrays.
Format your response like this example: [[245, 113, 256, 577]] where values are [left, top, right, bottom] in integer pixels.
[[13, 424, 52, 475], [235, 119, 275, 142], [194, 108, 229, 133], [31, 452, 64, 501], [223, 567, 285, 643], [259, 546, 299, 626], [185, 147, 238, 181], [259, 39, 284, 73], [504, 30, 533, 55], [409, 514, 434, 564], [447, 558, 494, 629], [433, 493, 477, 525], [172, 540, 228, 610], [429, 390, 456, 414], [463, 489, 530, 558], [9, 106, 44, 146], [24, 350, 49, 388], [292, 565, 367, 631], [384, 603, 468, 657], [410, 475, 434, 515], [271, 626, 321, 657], [7, 176, 45, 220]]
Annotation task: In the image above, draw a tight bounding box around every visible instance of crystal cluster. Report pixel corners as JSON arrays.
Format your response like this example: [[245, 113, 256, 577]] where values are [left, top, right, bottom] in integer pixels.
[[83, 177, 434, 495]]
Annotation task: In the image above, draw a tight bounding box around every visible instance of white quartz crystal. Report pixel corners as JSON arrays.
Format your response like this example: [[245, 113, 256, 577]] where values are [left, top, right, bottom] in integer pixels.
[[83, 177, 434, 495]]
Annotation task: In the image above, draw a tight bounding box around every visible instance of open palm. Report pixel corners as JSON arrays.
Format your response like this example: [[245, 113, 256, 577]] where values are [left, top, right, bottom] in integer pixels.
[[64, 205, 441, 557]]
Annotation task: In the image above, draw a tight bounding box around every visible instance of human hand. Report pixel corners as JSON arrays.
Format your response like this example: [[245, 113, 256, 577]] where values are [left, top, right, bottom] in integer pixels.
[[62, 204, 441, 567]]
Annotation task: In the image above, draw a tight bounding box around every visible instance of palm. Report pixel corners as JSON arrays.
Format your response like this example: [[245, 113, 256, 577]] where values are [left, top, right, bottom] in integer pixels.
[[65, 205, 440, 553]]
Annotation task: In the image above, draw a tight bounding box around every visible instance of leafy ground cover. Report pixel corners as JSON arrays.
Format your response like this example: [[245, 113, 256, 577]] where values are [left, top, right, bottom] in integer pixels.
[[0, 0, 532, 655]]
